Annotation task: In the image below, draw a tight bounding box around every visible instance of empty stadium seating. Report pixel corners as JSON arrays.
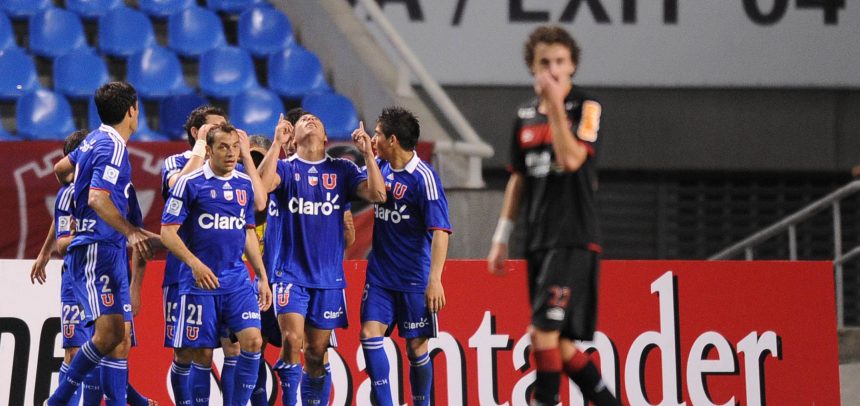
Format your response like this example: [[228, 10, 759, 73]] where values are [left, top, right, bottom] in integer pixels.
[[0, 1, 359, 141], [16, 89, 75, 140], [301, 92, 359, 141]]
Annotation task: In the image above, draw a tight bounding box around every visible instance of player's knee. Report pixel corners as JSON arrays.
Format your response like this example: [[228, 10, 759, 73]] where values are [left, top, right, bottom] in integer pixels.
[[406, 337, 428, 358], [360, 324, 383, 340], [241, 334, 263, 352], [193, 348, 214, 365], [282, 331, 303, 352], [174, 348, 193, 364], [304, 346, 325, 366]]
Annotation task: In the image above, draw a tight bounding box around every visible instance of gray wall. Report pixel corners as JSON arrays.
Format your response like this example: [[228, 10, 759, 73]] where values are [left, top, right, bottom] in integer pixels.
[[445, 87, 860, 173]]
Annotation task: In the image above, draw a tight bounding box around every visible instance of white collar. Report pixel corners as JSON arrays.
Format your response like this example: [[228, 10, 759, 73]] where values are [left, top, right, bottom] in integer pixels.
[[203, 161, 234, 180], [99, 124, 126, 146], [401, 151, 420, 173], [289, 154, 329, 164]]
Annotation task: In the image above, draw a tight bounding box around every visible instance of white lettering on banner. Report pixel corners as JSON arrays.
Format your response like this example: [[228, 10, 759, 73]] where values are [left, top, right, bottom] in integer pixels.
[[287, 193, 340, 216], [362, 0, 857, 87], [0, 261, 802, 405], [198, 211, 246, 230]]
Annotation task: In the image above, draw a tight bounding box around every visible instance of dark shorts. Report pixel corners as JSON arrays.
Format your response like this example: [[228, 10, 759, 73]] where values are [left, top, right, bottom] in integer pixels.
[[527, 247, 600, 341]]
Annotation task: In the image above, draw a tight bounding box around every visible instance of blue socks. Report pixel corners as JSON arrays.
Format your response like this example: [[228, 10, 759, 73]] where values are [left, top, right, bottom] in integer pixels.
[[170, 361, 192, 406], [321, 363, 332, 404], [250, 359, 269, 406], [100, 357, 128, 406], [126, 382, 149, 406], [362, 337, 393, 405], [190, 362, 211, 406], [82, 366, 102, 406], [59, 362, 83, 406], [221, 356, 239, 405], [409, 352, 432, 406], [300, 369, 329, 406], [232, 351, 261, 406], [274, 360, 302, 406], [49, 341, 103, 405]]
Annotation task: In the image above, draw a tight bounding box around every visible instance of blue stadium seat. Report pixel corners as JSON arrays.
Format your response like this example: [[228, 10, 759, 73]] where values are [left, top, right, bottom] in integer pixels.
[[1, 0, 51, 20], [130, 100, 170, 142], [229, 87, 284, 136], [99, 7, 156, 58], [53, 49, 109, 99], [159, 93, 209, 140], [168, 6, 225, 58], [199, 46, 258, 99], [139, 0, 194, 19], [16, 90, 75, 141], [29, 8, 88, 59], [206, 0, 266, 14], [0, 14, 15, 50], [267, 46, 330, 99], [127, 46, 193, 99], [238, 6, 294, 57], [0, 48, 39, 101], [301, 92, 359, 141], [64, 0, 122, 20]]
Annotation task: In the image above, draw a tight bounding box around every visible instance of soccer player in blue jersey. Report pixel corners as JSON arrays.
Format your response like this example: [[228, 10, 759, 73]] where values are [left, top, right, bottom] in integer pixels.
[[48, 82, 153, 406], [258, 112, 386, 405], [161, 123, 272, 406], [358, 107, 451, 405]]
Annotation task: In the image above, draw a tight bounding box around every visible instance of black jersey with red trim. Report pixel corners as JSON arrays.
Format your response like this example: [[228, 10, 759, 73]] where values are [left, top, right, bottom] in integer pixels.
[[509, 88, 601, 253]]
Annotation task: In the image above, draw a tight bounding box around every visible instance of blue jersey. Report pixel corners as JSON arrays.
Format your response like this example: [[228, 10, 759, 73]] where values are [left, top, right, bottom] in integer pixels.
[[261, 189, 283, 280], [54, 183, 74, 241], [366, 154, 451, 293], [162, 163, 256, 295], [67, 125, 133, 249], [127, 183, 143, 228], [269, 155, 366, 288], [161, 151, 193, 287]]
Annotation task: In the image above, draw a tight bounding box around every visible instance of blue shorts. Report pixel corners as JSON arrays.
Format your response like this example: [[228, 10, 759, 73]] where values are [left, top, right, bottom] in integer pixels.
[[173, 286, 261, 348], [163, 284, 182, 348], [360, 282, 438, 339], [271, 282, 347, 330], [68, 243, 131, 324], [61, 261, 89, 348]]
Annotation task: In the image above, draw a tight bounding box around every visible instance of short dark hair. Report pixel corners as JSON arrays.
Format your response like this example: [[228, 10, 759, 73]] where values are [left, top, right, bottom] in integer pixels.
[[206, 122, 237, 147], [184, 105, 226, 147], [94, 82, 137, 126], [377, 106, 419, 150], [63, 129, 88, 156], [248, 135, 272, 167], [523, 25, 580, 68], [285, 107, 306, 125]]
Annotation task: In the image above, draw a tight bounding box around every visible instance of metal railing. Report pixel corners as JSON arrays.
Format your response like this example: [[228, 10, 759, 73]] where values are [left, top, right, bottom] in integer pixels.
[[709, 180, 860, 328], [353, 0, 494, 188]]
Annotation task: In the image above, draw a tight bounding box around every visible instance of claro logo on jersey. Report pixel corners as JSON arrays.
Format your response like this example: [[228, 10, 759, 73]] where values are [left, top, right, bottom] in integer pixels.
[[198, 209, 247, 230], [288, 193, 341, 216], [374, 202, 410, 224]]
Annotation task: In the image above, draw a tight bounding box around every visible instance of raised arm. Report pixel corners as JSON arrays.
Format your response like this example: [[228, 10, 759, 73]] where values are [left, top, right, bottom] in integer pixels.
[[535, 71, 589, 172], [259, 115, 292, 193], [351, 122, 386, 203], [236, 129, 268, 212], [487, 172, 525, 276], [167, 124, 214, 188]]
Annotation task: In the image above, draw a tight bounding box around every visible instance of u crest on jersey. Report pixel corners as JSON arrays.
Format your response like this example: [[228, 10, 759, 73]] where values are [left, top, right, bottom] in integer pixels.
[[186, 326, 199, 341], [101, 293, 114, 307], [63, 324, 75, 338], [392, 182, 408, 200], [166, 325, 175, 339], [236, 189, 247, 206], [322, 174, 337, 190]]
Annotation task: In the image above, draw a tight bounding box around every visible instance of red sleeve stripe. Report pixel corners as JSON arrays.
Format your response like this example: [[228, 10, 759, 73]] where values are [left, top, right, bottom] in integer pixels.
[[429, 227, 453, 235]]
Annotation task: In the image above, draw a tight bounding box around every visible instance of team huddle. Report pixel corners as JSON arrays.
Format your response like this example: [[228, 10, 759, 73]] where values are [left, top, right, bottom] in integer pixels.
[[30, 81, 451, 405]]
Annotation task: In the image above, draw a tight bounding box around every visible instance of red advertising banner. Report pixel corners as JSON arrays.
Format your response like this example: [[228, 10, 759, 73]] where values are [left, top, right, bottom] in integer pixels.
[[0, 259, 840, 405], [0, 141, 432, 260]]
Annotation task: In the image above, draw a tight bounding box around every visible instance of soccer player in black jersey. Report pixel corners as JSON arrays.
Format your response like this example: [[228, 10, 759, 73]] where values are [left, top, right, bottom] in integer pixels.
[[487, 25, 620, 406]]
